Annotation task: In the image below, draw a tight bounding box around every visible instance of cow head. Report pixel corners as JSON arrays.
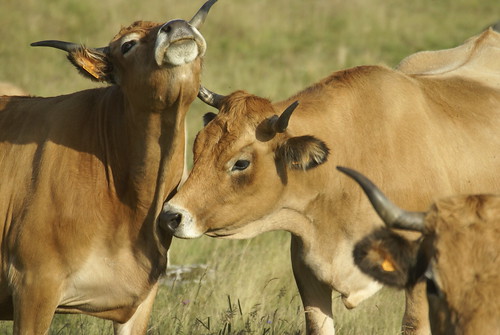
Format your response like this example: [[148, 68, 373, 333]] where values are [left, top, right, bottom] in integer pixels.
[[31, 0, 217, 109], [160, 87, 330, 238], [337, 166, 500, 333]]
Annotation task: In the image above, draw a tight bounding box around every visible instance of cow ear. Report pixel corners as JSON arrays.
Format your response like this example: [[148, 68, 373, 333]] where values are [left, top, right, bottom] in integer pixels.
[[276, 135, 329, 170], [353, 229, 416, 288], [67, 47, 113, 83], [203, 112, 217, 126]]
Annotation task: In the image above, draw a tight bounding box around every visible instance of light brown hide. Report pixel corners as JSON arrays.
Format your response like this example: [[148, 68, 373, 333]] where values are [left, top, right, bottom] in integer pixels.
[[0, 1, 215, 333], [164, 29, 500, 335]]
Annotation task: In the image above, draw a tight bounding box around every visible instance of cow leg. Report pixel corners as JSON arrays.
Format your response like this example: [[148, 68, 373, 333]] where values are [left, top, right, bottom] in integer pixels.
[[113, 282, 159, 335], [291, 237, 335, 335], [0, 295, 14, 320], [12, 276, 60, 335], [402, 280, 431, 335]]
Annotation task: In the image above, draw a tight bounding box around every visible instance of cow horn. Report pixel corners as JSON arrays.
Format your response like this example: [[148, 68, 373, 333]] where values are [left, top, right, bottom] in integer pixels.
[[189, 0, 218, 29], [336, 166, 426, 231], [270, 100, 299, 133], [31, 40, 108, 54], [198, 85, 225, 109]]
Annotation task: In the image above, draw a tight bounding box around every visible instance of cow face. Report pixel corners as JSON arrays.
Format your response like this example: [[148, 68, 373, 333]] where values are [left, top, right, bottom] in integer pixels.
[[160, 91, 329, 238], [352, 226, 457, 334], [31, 0, 217, 108], [339, 167, 500, 334]]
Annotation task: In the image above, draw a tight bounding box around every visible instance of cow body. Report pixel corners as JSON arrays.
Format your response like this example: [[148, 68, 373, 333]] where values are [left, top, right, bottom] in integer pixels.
[[161, 28, 500, 334], [339, 168, 500, 334], [0, 1, 217, 334], [0, 82, 27, 96]]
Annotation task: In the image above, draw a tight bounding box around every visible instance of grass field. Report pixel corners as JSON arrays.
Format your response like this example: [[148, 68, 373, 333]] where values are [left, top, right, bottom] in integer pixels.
[[0, 0, 498, 334]]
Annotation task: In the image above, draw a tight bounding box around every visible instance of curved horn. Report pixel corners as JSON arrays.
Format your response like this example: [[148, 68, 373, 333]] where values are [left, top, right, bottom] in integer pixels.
[[198, 85, 225, 109], [31, 40, 108, 54], [270, 100, 299, 133], [189, 0, 218, 29], [31, 40, 81, 52], [336, 166, 425, 231]]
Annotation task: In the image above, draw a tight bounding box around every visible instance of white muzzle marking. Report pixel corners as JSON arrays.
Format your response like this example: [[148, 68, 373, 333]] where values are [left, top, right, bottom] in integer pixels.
[[154, 21, 206, 67], [161, 202, 204, 239]]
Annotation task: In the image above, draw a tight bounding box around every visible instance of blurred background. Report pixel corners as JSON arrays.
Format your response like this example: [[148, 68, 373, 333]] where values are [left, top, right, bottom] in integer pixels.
[[0, 0, 497, 334]]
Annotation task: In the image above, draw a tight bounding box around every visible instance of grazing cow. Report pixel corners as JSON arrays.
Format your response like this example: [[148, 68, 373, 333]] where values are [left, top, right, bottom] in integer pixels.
[[338, 166, 500, 335], [0, 82, 27, 96], [0, 1, 217, 334], [160, 28, 500, 335]]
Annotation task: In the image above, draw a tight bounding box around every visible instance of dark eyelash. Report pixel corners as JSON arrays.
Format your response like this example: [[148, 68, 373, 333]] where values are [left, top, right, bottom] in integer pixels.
[[231, 160, 250, 171], [121, 40, 136, 54]]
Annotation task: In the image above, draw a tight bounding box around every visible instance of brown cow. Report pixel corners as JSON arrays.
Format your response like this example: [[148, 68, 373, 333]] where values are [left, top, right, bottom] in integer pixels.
[[160, 28, 500, 334], [0, 1, 216, 334], [338, 166, 500, 335]]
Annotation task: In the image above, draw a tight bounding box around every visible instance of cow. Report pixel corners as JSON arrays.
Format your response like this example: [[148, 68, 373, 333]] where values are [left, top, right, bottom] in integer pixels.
[[337, 166, 500, 335], [0, 1, 217, 334], [0, 82, 27, 96], [159, 28, 500, 335]]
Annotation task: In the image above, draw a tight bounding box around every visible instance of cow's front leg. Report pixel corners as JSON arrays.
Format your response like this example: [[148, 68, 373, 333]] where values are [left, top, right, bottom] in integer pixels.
[[12, 273, 61, 335], [113, 282, 159, 335], [291, 237, 335, 335], [402, 280, 431, 335]]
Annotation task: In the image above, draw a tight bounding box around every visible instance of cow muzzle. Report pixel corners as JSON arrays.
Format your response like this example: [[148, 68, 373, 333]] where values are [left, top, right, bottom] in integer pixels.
[[154, 20, 206, 67], [160, 210, 182, 232], [159, 203, 204, 239]]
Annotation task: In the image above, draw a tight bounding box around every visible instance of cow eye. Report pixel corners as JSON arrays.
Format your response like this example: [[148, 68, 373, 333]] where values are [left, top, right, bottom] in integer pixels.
[[121, 40, 137, 55], [231, 160, 250, 172]]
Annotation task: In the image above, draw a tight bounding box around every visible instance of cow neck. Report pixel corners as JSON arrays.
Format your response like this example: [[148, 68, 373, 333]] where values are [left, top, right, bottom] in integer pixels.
[[100, 85, 189, 221], [92, 84, 190, 277]]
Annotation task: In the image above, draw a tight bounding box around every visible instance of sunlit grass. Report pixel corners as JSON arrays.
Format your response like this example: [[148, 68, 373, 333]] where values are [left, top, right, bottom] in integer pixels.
[[0, 0, 497, 333]]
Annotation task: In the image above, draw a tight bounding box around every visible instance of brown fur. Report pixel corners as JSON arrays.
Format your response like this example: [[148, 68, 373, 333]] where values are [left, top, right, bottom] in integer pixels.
[[356, 194, 500, 334], [0, 8, 210, 335], [353, 229, 422, 289], [67, 47, 113, 82], [165, 29, 500, 334]]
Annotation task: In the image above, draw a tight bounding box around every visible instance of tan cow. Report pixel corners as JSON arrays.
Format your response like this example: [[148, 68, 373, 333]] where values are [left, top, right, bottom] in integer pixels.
[[0, 1, 217, 334], [0, 82, 27, 96], [160, 28, 500, 335], [338, 166, 500, 335]]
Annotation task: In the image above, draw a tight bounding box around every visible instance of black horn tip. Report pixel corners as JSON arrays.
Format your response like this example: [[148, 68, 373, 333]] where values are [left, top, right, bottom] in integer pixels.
[[198, 85, 225, 109], [336, 166, 379, 196], [30, 40, 81, 52], [189, 0, 218, 29], [274, 100, 299, 133], [337, 166, 426, 232], [337, 166, 368, 182], [202, 0, 218, 9]]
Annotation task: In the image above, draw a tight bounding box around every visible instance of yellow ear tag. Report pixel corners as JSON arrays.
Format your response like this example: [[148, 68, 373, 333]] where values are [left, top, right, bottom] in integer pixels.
[[81, 61, 100, 79], [381, 259, 396, 272]]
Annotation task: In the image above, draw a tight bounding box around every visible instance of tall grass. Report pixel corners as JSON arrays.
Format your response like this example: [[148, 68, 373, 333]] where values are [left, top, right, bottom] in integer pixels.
[[0, 0, 497, 334]]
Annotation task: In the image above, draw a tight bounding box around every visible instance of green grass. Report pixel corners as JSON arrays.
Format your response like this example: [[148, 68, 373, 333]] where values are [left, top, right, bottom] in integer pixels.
[[0, 0, 498, 333]]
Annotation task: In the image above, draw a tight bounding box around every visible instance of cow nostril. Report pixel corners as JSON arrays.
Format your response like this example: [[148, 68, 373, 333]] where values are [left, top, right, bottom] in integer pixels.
[[160, 20, 190, 35], [160, 211, 182, 231], [161, 23, 173, 34]]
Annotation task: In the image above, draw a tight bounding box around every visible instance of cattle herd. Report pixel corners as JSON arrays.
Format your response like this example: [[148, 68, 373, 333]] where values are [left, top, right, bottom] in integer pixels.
[[0, 0, 499, 334]]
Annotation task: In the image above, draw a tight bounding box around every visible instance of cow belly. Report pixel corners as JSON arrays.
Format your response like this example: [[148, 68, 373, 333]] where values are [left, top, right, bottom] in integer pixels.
[[58, 252, 150, 322], [55, 305, 137, 323]]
